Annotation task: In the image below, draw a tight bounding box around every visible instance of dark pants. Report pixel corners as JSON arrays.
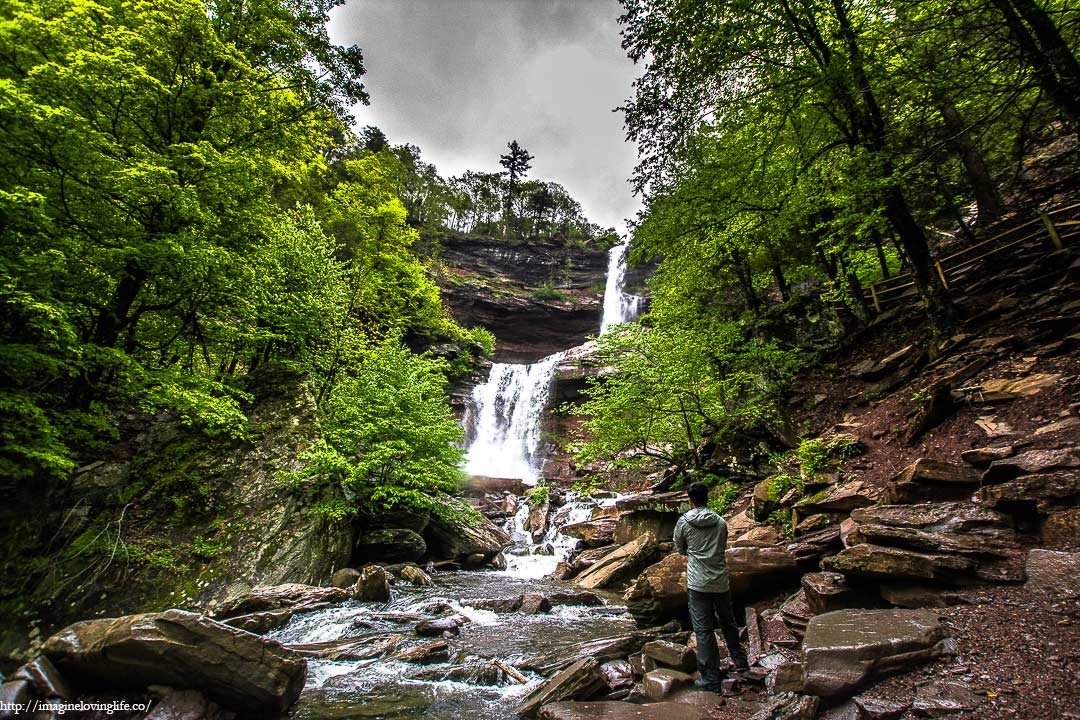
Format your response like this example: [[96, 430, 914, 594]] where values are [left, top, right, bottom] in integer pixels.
[[688, 588, 748, 685]]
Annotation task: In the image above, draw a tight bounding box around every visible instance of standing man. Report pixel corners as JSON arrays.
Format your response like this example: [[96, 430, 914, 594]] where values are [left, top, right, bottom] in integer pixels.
[[673, 481, 749, 691]]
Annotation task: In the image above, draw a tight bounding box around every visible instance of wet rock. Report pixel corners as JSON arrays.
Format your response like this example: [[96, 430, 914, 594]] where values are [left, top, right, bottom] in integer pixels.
[[144, 689, 228, 720], [800, 609, 950, 699], [0, 680, 32, 713], [528, 497, 551, 543], [976, 472, 1080, 515], [733, 525, 783, 547], [968, 373, 1060, 402], [354, 526, 425, 565], [515, 657, 607, 718], [981, 447, 1080, 483], [882, 459, 980, 504], [624, 554, 688, 627], [642, 640, 695, 672], [727, 545, 802, 594], [801, 572, 876, 616], [752, 477, 780, 521], [399, 566, 432, 586], [471, 596, 525, 613], [642, 668, 693, 700], [614, 511, 680, 545], [522, 624, 681, 676], [213, 583, 347, 619], [575, 533, 659, 590], [878, 584, 968, 609], [795, 481, 877, 514], [1042, 507, 1080, 547], [779, 590, 812, 638], [911, 680, 984, 717], [391, 641, 451, 665], [766, 662, 803, 695], [354, 565, 392, 603], [537, 701, 705, 720], [853, 695, 909, 720], [562, 517, 618, 547], [520, 593, 554, 615], [1025, 549, 1080, 598], [822, 543, 974, 582], [42, 610, 306, 716], [411, 661, 504, 686], [415, 617, 463, 637], [761, 608, 800, 650], [11, 655, 70, 699], [328, 567, 361, 589], [793, 514, 832, 537], [221, 609, 293, 635], [748, 692, 819, 720], [424, 495, 512, 563], [599, 659, 634, 692], [550, 561, 576, 581], [548, 590, 604, 607], [289, 633, 402, 660], [960, 446, 1015, 468]]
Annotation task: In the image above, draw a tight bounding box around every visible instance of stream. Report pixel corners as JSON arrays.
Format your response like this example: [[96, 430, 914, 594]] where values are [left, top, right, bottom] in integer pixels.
[[276, 243, 644, 719]]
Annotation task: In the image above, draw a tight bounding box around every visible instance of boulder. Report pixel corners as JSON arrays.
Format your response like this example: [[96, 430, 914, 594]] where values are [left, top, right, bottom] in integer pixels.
[[822, 543, 974, 582], [43, 610, 306, 716], [574, 533, 659, 590], [288, 633, 401, 660], [212, 583, 347, 619], [599, 659, 634, 692], [801, 609, 950, 698], [11, 655, 71, 699], [960, 446, 1015, 468], [364, 507, 431, 534], [977, 472, 1080, 515], [732, 525, 782, 547], [852, 695, 909, 719], [416, 617, 463, 637], [411, 661, 504, 685], [0, 680, 31, 710], [727, 545, 802, 593], [766, 662, 804, 695], [780, 590, 813, 637], [356, 528, 427, 564], [641, 668, 694, 700], [515, 657, 607, 718], [354, 565, 392, 602], [624, 554, 688, 627], [882, 459, 980, 504], [981, 447, 1080, 483], [911, 680, 984, 717], [391, 641, 451, 665], [614, 511, 679, 545], [1042, 507, 1080, 547], [399, 565, 433, 586], [528, 497, 551, 543], [424, 496, 512, 562], [328, 568, 361, 589], [222, 609, 293, 635], [522, 625, 681, 676], [795, 481, 877, 514], [641, 640, 695, 672], [1025, 549, 1080, 598], [801, 572, 876, 616], [520, 593, 553, 615], [547, 590, 604, 607], [748, 692, 819, 720], [561, 517, 617, 547], [144, 690, 227, 720]]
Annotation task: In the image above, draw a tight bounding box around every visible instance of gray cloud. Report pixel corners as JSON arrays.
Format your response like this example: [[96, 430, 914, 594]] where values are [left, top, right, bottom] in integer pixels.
[[328, 0, 641, 232]]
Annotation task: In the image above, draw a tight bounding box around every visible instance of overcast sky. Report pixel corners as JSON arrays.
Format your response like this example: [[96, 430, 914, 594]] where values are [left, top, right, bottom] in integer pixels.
[[328, 0, 642, 234]]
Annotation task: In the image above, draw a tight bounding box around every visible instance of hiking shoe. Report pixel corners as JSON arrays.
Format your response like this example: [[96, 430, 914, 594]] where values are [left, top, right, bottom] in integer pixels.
[[693, 678, 722, 692]]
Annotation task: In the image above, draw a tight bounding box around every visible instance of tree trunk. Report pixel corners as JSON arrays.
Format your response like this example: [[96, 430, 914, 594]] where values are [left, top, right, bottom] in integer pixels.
[[837, 254, 870, 325], [872, 230, 890, 279], [93, 259, 146, 349], [771, 260, 791, 302], [937, 98, 1004, 225], [991, 0, 1080, 127], [882, 186, 951, 325]]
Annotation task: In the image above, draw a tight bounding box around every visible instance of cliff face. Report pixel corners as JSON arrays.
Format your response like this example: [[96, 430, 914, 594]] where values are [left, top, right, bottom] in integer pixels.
[[437, 235, 609, 362]]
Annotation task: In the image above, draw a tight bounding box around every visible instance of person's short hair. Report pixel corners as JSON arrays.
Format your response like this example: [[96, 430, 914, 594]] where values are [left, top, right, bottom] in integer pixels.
[[687, 482, 710, 507]]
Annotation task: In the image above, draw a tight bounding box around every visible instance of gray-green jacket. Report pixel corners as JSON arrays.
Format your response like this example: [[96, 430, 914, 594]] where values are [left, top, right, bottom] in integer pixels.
[[673, 507, 730, 593]]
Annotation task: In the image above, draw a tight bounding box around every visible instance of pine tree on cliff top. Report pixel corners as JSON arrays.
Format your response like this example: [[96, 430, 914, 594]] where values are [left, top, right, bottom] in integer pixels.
[[499, 140, 534, 238]]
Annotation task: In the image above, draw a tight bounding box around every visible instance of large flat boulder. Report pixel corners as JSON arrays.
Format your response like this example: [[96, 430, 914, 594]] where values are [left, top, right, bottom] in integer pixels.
[[42, 610, 306, 716], [624, 553, 688, 627], [574, 533, 658, 590], [212, 583, 348, 619], [562, 517, 618, 547], [822, 543, 975, 582], [801, 609, 950, 699], [355, 528, 427, 563], [424, 495, 511, 563], [882, 459, 980, 504], [515, 657, 607, 718]]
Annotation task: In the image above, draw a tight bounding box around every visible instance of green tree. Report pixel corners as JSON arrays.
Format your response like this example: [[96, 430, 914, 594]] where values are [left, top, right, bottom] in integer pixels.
[[498, 139, 534, 237]]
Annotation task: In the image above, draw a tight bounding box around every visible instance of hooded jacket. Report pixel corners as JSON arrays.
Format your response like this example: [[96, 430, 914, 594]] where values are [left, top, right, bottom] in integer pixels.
[[673, 506, 730, 593]]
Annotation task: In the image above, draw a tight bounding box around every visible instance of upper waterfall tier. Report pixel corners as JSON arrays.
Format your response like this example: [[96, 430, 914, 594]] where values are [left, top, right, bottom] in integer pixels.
[[600, 242, 644, 333]]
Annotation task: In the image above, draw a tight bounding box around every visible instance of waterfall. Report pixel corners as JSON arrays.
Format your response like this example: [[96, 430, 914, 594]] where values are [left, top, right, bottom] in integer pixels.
[[463, 352, 565, 483], [599, 242, 643, 334]]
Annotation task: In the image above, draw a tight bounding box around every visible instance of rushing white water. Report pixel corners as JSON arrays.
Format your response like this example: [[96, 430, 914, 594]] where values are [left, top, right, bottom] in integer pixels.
[[599, 242, 644, 334], [463, 352, 565, 483]]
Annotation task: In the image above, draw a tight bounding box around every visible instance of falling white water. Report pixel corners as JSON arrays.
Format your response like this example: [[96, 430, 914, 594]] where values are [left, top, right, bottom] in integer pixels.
[[599, 242, 644, 334], [499, 493, 621, 579], [463, 352, 565, 484]]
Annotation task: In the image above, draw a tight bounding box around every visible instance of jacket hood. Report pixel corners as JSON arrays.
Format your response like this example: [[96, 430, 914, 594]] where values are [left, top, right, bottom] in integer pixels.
[[684, 507, 720, 527]]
